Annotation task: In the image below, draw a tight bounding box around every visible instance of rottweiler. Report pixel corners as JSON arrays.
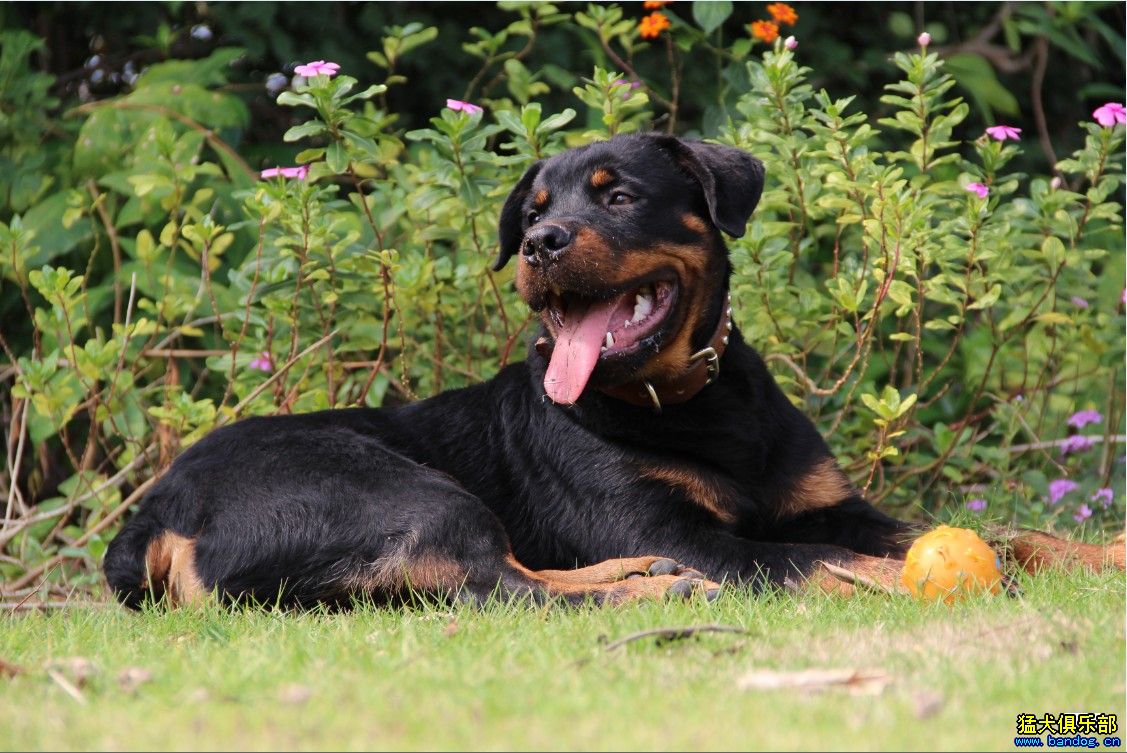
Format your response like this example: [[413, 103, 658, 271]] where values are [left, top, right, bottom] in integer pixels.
[[104, 133, 1123, 608]]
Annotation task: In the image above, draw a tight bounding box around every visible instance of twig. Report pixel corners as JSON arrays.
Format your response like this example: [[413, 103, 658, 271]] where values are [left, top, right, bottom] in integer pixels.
[[46, 669, 88, 706], [2, 475, 159, 594], [86, 180, 123, 322], [818, 561, 901, 595], [221, 330, 338, 425], [0, 446, 152, 547], [604, 624, 748, 651], [2, 601, 110, 611], [1008, 435, 1126, 453], [4, 398, 29, 525], [1029, 36, 1057, 169]]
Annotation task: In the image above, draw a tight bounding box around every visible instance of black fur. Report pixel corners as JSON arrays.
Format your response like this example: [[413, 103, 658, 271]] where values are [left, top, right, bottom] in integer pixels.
[[105, 133, 910, 609]]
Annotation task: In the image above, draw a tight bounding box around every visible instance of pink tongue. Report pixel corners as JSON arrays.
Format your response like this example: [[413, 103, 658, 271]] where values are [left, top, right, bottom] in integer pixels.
[[543, 296, 624, 405]]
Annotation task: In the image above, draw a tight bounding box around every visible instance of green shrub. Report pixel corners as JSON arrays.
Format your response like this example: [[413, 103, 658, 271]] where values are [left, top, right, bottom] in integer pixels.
[[0, 4, 1122, 594]]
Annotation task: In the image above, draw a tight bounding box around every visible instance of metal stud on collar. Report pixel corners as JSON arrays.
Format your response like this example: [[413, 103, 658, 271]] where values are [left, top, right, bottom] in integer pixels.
[[688, 346, 720, 385], [641, 381, 662, 414]]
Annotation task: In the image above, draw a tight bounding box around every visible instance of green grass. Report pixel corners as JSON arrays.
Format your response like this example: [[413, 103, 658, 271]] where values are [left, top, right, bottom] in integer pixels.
[[2, 570, 1124, 752]]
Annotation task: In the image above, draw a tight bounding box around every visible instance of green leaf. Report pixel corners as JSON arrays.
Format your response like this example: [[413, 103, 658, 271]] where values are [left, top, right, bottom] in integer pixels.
[[693, 1, 733, 34], [967, 283, 1001, 311], [326, 142, 349, 173], [283, 121, 328, 142]]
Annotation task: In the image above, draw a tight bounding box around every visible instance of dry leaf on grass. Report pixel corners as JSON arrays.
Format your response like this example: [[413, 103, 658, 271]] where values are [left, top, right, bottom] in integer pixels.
[[0, 658, 24, 678], [117, 667, 153, 693], [737, 667, 891, 696], [47, 657, 98, 687], [279, 683, 313, 705], [913, 690, 945, 719]]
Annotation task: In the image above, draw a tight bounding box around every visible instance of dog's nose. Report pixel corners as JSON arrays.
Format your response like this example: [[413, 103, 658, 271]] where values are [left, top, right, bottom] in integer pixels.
[[523, 224, 572, 267]]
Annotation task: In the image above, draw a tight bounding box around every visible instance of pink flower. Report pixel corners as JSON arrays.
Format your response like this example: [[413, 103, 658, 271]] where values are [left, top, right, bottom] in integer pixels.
[[1072, 504, 1092, 523], [917, 32, 931, 47], [1070, 296, 1089, 309], [1050, 176, 1062, 190], [1091, 488, 1114, 509], [446, 99, 483, 115], [294, 60, 340, 78], [966, 498, 987, 512], [985, 125, 1022, 141], [965, 182, 989, 199], [1067, 410, 1102, 429], [1060, 435, 1093, 456], [612, 79, 643, 99], [784, 36, 798, 50], [1048, 479, 1079, 505], [1092, 102, 1126, 128], [248, 352, 273, 373], [260, 165, 310, 181]]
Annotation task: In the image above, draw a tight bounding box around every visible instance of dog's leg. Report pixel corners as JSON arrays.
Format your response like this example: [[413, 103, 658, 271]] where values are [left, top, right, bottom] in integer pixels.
[[995, 529, 1125, 574], [493, 556, 720, 605], [644, 531, 907, 596], [767, 497, 917, 559]]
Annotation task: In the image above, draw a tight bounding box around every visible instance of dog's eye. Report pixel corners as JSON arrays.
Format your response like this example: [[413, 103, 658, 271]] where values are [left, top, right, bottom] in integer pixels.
[[527, 210, 541, 225], [608, 191, 634, 206]]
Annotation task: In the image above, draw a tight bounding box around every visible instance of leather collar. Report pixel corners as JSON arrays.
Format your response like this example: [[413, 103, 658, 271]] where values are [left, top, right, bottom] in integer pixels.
[[596, 291, 732, 413]]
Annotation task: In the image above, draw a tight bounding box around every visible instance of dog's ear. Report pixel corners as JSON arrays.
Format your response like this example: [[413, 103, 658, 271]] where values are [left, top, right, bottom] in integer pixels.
[[493, 160, 543, 272], [652, 136, 764, 238]]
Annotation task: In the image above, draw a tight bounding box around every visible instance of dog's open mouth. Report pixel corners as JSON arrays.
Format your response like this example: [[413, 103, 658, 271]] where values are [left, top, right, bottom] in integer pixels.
[[543, 279, 677, 405]]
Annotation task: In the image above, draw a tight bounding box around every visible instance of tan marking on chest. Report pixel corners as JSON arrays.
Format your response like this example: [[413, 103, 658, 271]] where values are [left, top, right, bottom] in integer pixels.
[[780, 458, 856, 518], [639, 464, 738, 524]]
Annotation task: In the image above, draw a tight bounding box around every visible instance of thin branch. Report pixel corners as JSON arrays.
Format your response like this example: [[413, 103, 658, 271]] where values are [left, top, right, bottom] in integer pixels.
[[604, 624, 748, 651]]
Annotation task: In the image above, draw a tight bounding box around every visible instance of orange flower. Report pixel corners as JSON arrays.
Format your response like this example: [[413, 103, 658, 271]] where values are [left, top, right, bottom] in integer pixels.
[[643, 0, 671, 8], [639, 11, 671, 39], [767, 2, 798, 25], [750, 20, 779, 43]]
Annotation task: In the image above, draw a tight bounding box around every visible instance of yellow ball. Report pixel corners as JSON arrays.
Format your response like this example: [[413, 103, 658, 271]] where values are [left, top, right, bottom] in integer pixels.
[[900, 525, 1003, 603]]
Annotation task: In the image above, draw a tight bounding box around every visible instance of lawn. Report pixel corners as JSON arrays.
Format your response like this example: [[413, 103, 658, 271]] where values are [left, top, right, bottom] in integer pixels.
[[2, 568, 1124, 752]]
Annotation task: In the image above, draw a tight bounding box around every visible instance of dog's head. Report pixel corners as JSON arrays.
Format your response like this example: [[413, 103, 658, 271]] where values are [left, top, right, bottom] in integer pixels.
[[493, 133, 764, 405]]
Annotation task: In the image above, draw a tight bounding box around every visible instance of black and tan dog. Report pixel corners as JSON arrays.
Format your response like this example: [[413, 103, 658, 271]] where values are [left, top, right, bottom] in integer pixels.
[[104, 133, 1122, 608]]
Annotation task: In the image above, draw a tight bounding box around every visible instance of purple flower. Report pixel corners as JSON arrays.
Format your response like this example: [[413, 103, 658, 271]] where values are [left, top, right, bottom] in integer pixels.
[[1048, 479, 1079, 505], [965, 182, 989, 199], [1092, 102, 1126, 128], [1070, 296, 1089, 309], [1091, 488, 1114, 509], [1072, 504, 1093, 523], [1059, 435, 1094, 456], [966, 498, 987, 512], [294, 60, 340, 78], [985, 125, 1022, 141], [917, 32, 931, 48], [612, 79, 643, 99], [446, 99, 483, 115], [248, 352, 273, 373], [261, 165, 309, 181], [1067, 410, 1102, 429], [784, 36, 798, 51]]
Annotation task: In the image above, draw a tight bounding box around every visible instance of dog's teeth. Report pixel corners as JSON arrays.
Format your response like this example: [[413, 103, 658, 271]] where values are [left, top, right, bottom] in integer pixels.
[[606, 332, 614, 348], [631, 292, 654, 323]]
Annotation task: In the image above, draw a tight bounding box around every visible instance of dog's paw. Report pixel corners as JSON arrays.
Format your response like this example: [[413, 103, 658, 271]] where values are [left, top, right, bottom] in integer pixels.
[[608, 573, 722, 604]]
